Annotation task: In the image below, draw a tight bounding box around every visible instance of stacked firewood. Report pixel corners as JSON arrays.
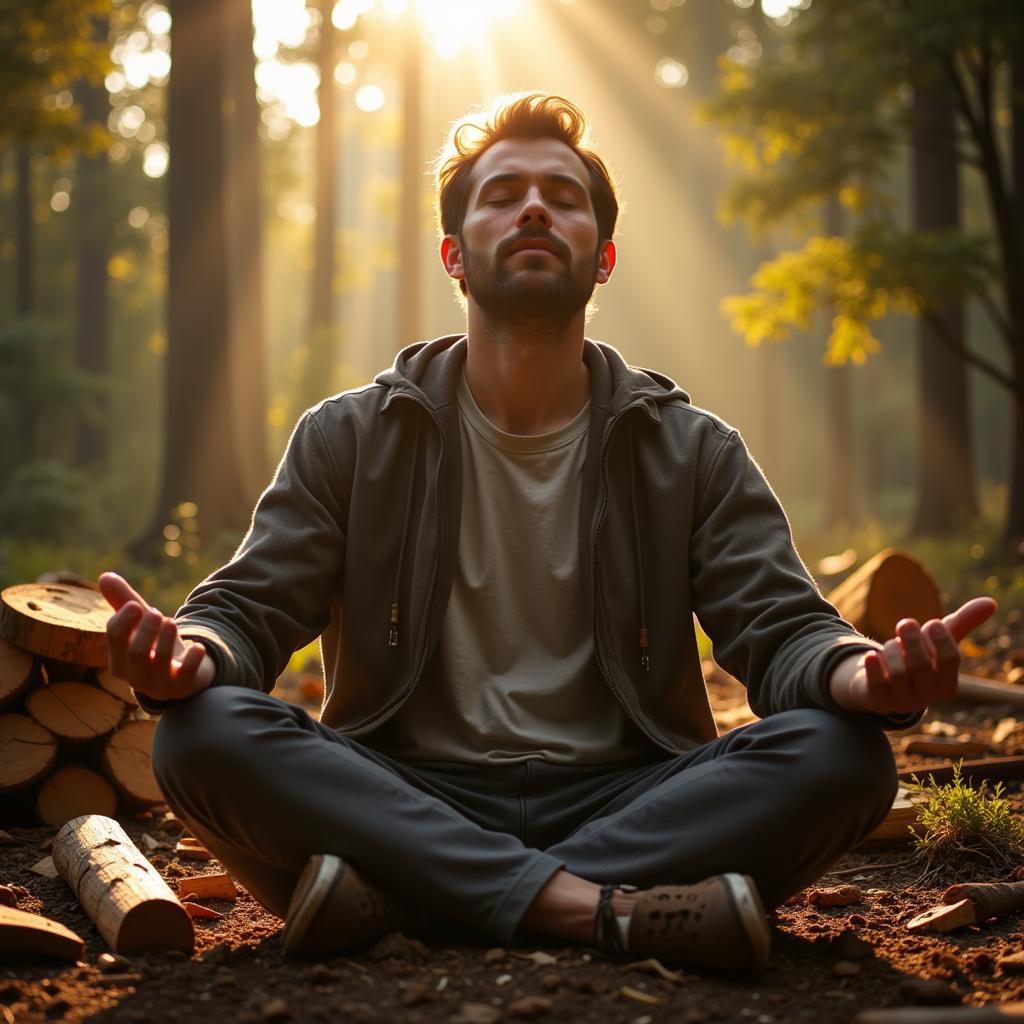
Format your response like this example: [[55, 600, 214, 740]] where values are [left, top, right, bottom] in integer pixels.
[[0, 578, 163, 827]]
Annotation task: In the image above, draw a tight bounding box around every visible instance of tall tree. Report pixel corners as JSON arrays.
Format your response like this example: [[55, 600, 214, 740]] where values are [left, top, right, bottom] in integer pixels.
[[396, 12, 423, 352], [73, 17, 112, 469], [134, 0, 265, 559], [705, 0, 1024, 552], [294, 0, 341, 420], [910, 65, 977, 532]]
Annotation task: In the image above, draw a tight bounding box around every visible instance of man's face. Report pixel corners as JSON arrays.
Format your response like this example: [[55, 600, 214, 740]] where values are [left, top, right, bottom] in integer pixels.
[[441, 137, 615, 322]]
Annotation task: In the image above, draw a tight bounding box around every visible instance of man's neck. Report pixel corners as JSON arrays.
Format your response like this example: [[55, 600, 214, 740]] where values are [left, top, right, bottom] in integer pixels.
[[463, 304, 591, 436]]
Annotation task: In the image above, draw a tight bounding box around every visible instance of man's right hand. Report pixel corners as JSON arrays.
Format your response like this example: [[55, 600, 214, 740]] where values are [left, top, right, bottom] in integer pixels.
[[99, 572, 216, 702]]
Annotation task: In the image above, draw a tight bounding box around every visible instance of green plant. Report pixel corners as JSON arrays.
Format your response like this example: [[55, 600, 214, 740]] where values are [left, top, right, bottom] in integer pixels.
[[906, 761, 1024, 885]]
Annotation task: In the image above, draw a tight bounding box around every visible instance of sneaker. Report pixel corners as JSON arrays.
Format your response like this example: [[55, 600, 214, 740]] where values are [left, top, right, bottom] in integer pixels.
[[594, 873, 771, 974], [283, 853, 423, 958]]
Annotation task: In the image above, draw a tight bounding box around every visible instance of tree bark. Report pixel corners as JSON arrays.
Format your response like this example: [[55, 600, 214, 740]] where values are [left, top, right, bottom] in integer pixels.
[[74, 41, 111, 470], [223, 0, 268, 499], [909, 71, 977, 535], [396, 16, 422, 353], [822, 195, 859, 531], [15, 145, 32, 315], [134, 0, 262, 559], [295, 0, 339, 419]]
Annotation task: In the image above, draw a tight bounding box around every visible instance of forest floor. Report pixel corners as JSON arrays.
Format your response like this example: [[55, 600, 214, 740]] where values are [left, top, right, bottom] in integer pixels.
[[4, 608, 1024, 1024]]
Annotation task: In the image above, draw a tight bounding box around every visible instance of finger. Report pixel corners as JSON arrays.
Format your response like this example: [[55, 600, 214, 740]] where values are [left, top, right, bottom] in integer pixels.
[[106, 602, 144, 680], [924, 619, 961, 699], [172, 642, 206, 691], [863, 651, 892, 713], [151, 618, 177, 678], [127, 609, 164, 683], [943, 597, 997, 644], [895, 619, 936, 704], [98, 572, 151, 614], [882, 638, 913, 706]]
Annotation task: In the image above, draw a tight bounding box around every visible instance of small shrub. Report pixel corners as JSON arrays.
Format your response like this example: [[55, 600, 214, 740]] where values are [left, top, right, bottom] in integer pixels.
[[906, 760, 1024, 884]]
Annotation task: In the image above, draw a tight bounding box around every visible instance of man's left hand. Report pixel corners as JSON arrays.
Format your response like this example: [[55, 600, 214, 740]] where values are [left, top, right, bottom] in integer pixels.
[[830, 597, 998, 716]]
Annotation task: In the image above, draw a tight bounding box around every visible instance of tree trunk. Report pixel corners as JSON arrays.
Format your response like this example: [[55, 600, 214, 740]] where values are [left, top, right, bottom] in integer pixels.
[[1003, 41, 1024, 553], [908, 72, 977, 536], [223, 0, 268, 498], [15, 145, 32, 315], [74, 46, 111, 470], [133, 0, 260, 559], [822, 195, 859, 531], [295, 0, 338, 419], [396, 17, 422, 354]]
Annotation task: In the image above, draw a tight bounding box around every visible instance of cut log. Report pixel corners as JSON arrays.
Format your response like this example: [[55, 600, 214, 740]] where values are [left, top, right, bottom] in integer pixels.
[[859, 786, 930, 846], [36, 765, 118, 827], [898, 755, 1024, 787], [855, 1006, 1024, 1023], [94, 668, 139, 710], [52, 814, 194, 954], [954, 674, 1024, 709], [906, 898, 978, 934], [102, 719, 162, 807], [0, 905, 85, 960], [899, 736, 988, 757], [25, 681, 125, 742], [825, 548, 945, 643], [0, 714, 58, 793], [0, 582, 110, 667], [0, 637, 37, 708]]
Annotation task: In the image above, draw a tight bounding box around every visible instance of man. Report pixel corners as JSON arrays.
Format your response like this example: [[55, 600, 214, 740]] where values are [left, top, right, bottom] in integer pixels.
[[101, 93, 995, 975]]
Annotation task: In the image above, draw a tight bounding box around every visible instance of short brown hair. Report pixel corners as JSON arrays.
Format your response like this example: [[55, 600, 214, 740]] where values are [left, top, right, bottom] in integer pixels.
[[434, 92, 620, 247]]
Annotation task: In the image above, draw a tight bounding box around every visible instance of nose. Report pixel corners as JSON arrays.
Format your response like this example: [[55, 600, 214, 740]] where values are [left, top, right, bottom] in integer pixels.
[[516, 187, 551, 229]]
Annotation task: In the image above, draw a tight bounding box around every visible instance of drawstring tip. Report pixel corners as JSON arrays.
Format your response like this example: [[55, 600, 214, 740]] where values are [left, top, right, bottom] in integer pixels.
[[388, 602, 399, 648], [639, 626, 650, 673]]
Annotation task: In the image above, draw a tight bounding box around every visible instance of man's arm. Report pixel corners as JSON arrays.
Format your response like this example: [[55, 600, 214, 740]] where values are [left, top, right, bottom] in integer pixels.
[[828, 599, 997, 716]]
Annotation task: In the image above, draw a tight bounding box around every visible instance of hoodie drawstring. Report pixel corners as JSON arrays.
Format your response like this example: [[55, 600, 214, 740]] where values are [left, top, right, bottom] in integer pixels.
[[389, 415, 422, 648], [628, 417, 650, 673]]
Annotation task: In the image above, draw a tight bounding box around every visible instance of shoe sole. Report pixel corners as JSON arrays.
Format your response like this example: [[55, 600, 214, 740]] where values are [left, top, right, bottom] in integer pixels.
[[283, 853, 343, 956], [722, 872, 771, 971]]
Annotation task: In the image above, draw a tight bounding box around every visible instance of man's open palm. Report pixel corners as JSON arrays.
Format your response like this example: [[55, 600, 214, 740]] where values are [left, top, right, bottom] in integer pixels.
[[99, 572, 215, 702], [845, 597, 998, 716]]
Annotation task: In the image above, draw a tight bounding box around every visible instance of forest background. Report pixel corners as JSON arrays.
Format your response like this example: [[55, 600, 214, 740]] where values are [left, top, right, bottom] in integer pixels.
[[1, 0, 1022, 637]]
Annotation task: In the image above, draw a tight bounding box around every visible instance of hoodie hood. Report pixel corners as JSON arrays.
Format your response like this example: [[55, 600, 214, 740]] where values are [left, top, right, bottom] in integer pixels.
[[374, 334, 691, 420]]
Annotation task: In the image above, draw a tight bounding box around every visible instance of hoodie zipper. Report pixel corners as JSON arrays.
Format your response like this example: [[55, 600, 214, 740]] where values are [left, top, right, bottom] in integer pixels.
[[592, 404, 675, 754], [360, 390, 446, 731]]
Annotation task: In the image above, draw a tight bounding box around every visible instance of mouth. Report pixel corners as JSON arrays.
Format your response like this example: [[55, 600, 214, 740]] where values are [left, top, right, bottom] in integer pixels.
[[505, 237, 563, 259]]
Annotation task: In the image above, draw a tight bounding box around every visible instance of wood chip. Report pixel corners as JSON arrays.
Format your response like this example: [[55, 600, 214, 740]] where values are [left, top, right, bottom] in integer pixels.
[[175, 841, 214, 861], [807, 884, 863, 907], [176, 873, 237, 900], [619, 986, 665, 1006], [28, 856, 57, 878], [907, 898, 977, 934], [512, 950, 558, 966], [998, 951, 1024, 974], [182, 901, 223, 920]]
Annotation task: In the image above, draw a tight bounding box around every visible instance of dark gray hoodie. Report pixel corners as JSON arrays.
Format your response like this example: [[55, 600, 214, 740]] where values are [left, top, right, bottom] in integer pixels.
[[147, 335, 922, 748]]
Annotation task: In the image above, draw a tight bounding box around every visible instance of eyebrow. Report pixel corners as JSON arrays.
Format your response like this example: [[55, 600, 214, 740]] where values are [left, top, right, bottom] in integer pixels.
[[476, 171, 589, 196]]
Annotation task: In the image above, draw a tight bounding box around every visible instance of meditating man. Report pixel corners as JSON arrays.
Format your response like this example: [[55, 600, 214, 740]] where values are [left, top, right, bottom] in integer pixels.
[[101, 93, 995, 975]]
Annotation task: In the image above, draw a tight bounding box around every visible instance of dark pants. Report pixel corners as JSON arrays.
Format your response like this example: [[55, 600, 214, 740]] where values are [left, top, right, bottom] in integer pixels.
[[151, 686, 898, 944]]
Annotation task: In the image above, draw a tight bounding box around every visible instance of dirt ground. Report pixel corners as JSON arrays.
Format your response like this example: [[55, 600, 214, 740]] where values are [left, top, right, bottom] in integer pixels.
[[4, 609, 1024, 1024]]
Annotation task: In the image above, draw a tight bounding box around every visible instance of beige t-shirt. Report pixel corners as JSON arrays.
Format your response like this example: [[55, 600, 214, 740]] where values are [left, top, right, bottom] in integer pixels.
[[374, 370, 653, 765]]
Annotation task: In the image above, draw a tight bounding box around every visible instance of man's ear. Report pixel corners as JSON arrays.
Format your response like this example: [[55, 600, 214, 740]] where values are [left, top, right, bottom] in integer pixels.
[[596, 240, 616, 285], [440, 235, 465, 284]]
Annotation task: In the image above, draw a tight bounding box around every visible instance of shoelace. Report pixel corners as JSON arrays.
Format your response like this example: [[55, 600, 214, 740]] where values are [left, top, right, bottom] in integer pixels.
[[593, 883, 639, 956]]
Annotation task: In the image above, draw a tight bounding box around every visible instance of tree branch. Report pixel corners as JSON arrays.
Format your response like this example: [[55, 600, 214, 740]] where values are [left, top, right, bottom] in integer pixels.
[[921, 307, 1016, 393]]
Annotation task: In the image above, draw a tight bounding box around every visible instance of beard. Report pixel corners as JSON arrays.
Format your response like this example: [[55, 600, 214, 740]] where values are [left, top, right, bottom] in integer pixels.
[[460, 231, 600, 324]]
